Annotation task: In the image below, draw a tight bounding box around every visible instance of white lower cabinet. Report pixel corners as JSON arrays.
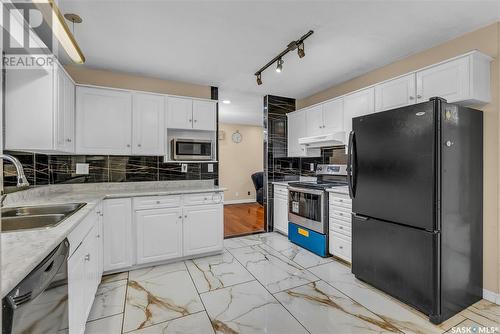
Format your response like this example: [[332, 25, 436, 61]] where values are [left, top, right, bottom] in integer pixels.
[[103, 198, 133, 272], [135, 207, 183, 264], [68, 214, 100, 334], [328, 192, 352, 263], [273, 185, 289, 235], [183, 204, 223, 256]]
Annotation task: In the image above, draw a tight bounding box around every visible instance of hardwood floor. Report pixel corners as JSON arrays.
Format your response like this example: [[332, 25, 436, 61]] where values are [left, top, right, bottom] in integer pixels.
[[224, 203, 265, 237]]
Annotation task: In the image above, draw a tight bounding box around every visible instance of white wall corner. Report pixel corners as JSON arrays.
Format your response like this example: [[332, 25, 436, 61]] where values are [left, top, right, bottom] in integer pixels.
[[483, 289, 500, 304], [224, 199, 257, 205]]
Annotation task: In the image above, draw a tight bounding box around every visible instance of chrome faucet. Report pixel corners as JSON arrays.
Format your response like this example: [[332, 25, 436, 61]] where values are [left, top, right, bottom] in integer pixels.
[[1, 154, 30, 207]]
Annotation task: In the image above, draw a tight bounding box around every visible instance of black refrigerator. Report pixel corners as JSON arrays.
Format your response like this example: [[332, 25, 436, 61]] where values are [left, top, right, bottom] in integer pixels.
[[348, 97, 483, 324]]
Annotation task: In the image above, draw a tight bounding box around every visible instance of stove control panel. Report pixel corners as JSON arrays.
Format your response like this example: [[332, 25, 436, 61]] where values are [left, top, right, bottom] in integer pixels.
[[316, 164, 347, 176]]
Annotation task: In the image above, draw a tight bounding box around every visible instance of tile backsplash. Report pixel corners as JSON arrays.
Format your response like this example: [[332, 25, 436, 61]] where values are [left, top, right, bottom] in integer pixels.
[[3, 151, 218, 188]]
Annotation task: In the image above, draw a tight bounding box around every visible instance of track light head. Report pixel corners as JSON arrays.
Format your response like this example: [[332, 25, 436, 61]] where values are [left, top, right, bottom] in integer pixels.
[[256, 73, 262, 85], [276, 58, 284, 73], [297, 42, 305, 58]]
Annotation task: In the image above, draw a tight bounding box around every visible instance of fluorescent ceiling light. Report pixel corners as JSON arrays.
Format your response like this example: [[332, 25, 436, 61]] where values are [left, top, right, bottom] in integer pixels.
[[222, 100, 231, 104], [34, 0, 85, 64]]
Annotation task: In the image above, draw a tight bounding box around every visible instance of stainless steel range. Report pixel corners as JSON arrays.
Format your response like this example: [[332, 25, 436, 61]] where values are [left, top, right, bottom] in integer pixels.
[[287, 164, 347, 257]]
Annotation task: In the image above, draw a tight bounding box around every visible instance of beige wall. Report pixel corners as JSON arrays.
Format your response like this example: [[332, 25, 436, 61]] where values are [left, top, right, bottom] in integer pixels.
[[64, 65, 211, 99], [298, 22, 500, 294], [219, 123, 263, 202]]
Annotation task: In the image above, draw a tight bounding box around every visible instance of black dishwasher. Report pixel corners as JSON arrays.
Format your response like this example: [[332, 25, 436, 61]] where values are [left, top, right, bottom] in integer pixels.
[[2, 239, 70, 334]]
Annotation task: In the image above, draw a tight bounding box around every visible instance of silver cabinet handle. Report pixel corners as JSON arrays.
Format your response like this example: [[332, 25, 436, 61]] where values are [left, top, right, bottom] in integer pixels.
[[156, 200, 161, 204], [138, 144, 142, 147], [204, 197, 208, 200], [184, 215, 187, 218], [189, 119, 192, 122], [178, 216, 182, 219], [85, 254, 90, 261], [417, 94, 422, 99], [66, 138, 72, 142], [409, 96, 415, 100], [339, 246, 343, 250], [339, 226, 344, 229], [194, 119, 197, 123], [97, 234, 100, 238], [126, 144, 131, 147]]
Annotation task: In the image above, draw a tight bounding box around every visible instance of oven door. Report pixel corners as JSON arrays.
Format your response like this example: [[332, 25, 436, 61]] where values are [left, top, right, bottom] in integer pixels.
[[172, 139, 212, 160], [288, 187, 327, 234]]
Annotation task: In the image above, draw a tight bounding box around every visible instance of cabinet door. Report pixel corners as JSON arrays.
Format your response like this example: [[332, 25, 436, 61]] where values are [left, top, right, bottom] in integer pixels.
[[416, 57, 469, 103], [103, 198, 133, 272], [343, 87, 375, 143], [64, 73, 75, 152], [54, 68, 66, 151], [192, 100, 216, 131], [183, 204, 223, 256], [95, 204, 104, 279], [132, 93, 165, 155], [68, 244, 86, 334], [84, 226, 100, 313], [375, 73, 416, 112], [305, 105, 324, 137], [167, 96, 193, 129], [287, 111, 307, 157], [273, 194, 288, 235], [135, 207, 183, 264], [322, 98, 344, 133], [76, 87, 132, 154]]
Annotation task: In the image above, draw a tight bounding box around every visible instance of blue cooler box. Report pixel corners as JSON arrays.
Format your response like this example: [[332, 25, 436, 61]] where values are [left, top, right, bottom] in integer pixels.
[[288, 222, 328, 257]]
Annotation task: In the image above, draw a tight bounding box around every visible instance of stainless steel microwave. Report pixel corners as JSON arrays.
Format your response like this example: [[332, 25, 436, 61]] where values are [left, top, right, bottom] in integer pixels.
[[171, 138, 213, 160]]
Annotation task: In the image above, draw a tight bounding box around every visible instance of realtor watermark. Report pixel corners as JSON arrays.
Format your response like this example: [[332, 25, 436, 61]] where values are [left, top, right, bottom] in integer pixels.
[[450, 324, 499, 334], [2, 0, 55, 70]]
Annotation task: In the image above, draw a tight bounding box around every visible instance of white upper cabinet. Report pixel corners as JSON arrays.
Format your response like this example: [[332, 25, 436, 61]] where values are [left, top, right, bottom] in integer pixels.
[[167, 96, 193, 130], [305, 105, 324, 136], [76, 87, 133, 155], [343, 87, 375, 139], [416, 52, 491, 105], [192, 100, 216, 131], [322, 98, 344, 133], [132, 93, 165, 155], [287, 110, 320, 157], [375, 73, 416, 112], [167, 97, 216, 131], [5, 60, 75, 153]]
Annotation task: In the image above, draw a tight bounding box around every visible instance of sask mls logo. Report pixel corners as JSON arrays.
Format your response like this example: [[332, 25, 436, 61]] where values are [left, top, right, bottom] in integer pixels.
[[2, 1, 54, 69], [451, 324, 499, 334]]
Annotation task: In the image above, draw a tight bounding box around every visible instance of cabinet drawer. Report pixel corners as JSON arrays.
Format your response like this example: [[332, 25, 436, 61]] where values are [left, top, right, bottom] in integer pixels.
[[329, 195, 352, 209], [133, 195, 182, 210], [330, 209, 351, 223], [329, 221, 351, 238], [68, 211, 96, 256], [330, 217, 351, 229], [329, 232, 351, 262], [184, 192, 223, 206], [274, 186, 288, 197], [329, 204, 351, 214]]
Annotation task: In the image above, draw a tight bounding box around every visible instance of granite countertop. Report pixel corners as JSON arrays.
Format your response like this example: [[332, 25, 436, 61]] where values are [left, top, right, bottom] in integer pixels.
[[327, 185, 349, 195], [271, 181, 291, 186], [1, 181, 225, 298]]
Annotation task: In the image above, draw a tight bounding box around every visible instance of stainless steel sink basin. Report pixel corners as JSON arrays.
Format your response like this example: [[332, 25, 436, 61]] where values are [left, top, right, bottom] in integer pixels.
[[1, 203, 86, 232]]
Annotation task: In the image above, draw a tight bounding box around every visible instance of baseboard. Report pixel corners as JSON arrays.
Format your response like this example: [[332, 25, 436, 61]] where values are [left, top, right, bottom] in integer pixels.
[[224, 199, 257, 205], [483, 289, 500, 304]]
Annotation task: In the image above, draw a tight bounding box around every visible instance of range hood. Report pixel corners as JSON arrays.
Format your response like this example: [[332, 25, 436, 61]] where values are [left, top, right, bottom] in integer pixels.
[[298, 131, 346, 148]]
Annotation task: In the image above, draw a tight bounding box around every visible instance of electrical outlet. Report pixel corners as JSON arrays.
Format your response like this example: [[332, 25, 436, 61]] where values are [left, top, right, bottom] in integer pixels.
[[248, 191, 251, 195], [207, 163, 213, 173], [181, 164, 188, 173], [310, 163, 315, 171], [75, 163, 89, 175]]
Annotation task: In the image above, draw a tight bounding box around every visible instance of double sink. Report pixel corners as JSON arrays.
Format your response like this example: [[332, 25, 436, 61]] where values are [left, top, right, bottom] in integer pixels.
[[1, 203, 86, 232]]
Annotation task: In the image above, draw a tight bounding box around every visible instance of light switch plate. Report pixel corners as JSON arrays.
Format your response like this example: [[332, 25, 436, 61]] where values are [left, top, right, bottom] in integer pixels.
[[163, 155, 169, 163], [76, 163, 89, 175], [181, 164, 188, 173], [207, 163, 213, 173], [310, 163, 315, 171]]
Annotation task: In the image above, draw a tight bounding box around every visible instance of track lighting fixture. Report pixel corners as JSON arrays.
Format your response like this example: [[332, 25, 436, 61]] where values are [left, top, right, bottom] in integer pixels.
[[276, 58, 284, 73], [297, 42, 305, 58], [256, 73, 262, 85], [254, 30, 313, 85]]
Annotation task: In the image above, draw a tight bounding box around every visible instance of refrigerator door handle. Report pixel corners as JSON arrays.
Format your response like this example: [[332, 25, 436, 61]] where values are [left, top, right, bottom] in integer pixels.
[[347, 131, 356, 198], [352, 213, 368, 221]]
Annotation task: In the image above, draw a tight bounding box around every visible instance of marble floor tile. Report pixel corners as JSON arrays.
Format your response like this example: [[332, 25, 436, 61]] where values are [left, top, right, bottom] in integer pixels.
[[88, 279, 127, 322], [275, 280, 401, 333], [123, 262, 204, 333], [84, 314, 123, 334], [223, 234, 263, 249], [309, 261, 459, 334], [201, 280, 307, 334], [185, 251, 254, 293], [459, 299, 500, 328], [228, 244, 318, 293], [128, 312, 215, 334], [259, 240, 334, 269], [101, 272, 129, 284]]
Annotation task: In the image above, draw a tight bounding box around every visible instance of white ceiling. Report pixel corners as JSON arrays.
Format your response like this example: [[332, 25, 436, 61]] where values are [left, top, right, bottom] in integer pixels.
[[60, 0, 500, 125]]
